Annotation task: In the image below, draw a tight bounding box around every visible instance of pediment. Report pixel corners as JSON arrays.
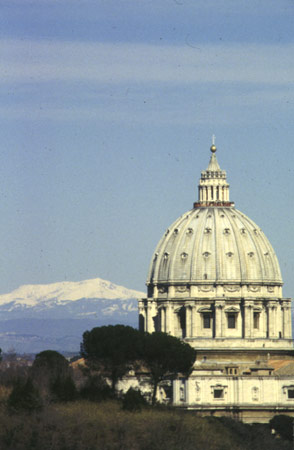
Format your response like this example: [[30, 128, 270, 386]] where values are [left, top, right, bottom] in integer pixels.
[[224, 307, 239, 313]]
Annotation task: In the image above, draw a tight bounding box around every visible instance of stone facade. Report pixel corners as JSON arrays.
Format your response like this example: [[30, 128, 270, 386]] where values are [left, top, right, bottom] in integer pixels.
[[173, 374, 294, 423], [138, 141, 294, 422]]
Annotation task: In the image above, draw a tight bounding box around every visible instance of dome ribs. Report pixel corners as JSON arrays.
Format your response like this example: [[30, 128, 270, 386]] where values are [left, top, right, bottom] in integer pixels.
[[169, 211, 194, 283], [238, 213, 263, 281], [213, 208, 220, 281], [227, 210, 248, 282], [217, 209, 234, 281], [193, 209, 210, 281], [201, 209, 215, 281]]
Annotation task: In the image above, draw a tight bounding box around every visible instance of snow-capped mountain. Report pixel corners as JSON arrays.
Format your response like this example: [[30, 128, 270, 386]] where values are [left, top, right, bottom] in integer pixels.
[[0, 278, 145, 354], [0, 277, 145, 307]]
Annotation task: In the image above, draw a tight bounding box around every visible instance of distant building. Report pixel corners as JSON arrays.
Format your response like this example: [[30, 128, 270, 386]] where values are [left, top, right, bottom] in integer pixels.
[[138, 141, 294, 423]]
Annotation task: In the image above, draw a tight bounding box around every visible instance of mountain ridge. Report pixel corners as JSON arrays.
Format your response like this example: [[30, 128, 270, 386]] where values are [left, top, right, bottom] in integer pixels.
[[0, 277, 145, 307]]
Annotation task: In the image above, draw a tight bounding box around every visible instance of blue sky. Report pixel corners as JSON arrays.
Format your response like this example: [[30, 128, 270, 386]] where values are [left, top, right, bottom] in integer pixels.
[[0, 0, 294, 297]]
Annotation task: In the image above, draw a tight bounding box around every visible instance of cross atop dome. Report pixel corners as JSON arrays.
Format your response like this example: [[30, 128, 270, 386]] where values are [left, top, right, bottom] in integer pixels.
[[193, 140, 234, 208], [210, 134, 217, 153]]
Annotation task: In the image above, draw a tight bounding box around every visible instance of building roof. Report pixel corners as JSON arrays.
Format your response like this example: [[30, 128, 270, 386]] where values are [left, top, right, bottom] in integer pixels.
[[270, 360, 294, 375]]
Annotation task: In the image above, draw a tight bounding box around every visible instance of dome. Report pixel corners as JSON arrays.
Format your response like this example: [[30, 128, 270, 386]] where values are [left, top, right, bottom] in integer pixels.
[[147, 206, 282, 286], [147, 140, 282, 290]]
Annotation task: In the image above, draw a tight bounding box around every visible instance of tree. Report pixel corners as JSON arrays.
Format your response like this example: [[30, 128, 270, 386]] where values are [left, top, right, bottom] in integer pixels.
[[143, 332, 196, 405], [31, 350, 75, 402], [81, 325, 144, 392]]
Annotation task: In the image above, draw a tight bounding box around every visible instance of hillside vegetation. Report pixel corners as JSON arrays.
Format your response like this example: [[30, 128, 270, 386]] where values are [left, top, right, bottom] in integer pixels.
[[0, 400, 292, 450]]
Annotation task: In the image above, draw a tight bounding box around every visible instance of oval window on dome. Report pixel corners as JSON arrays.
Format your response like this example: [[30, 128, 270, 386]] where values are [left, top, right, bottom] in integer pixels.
[[203, 252, 211, 258], [186, 227, 193, 235], [248, 252, 255, 258]]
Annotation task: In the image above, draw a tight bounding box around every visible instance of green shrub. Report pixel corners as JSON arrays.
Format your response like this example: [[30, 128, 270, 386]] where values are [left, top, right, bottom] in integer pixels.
[[50, 375, 77, 402], [122, 387, 148, 411], [7, 378, 42, 413], [79, 375, 113, 402], [270, 415, 293, 441]]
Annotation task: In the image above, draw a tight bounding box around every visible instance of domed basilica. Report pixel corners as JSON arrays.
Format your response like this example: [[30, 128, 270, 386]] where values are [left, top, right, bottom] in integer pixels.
[[138, 141, 294, 422]]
